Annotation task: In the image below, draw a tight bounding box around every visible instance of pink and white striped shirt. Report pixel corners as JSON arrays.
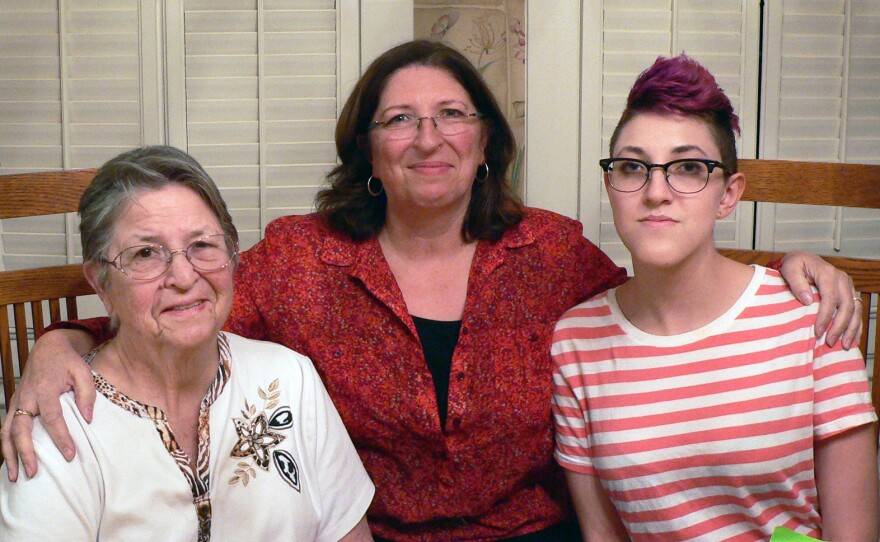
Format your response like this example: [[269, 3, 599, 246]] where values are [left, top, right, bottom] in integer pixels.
[[552, 266, 876, 541]]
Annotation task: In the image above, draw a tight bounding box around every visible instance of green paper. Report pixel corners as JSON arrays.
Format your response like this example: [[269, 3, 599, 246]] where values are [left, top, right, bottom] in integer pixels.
[[769, 527, 821, 541]]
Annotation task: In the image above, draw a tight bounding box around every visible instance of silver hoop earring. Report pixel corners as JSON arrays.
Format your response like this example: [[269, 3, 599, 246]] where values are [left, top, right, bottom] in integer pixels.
[[366, 175, 383, 196], [475, 163, 489, 182]]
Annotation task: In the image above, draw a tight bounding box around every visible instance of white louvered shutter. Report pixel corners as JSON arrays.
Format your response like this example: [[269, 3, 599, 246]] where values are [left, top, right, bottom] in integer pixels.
[[0, 0, 148, 271], [594, 0, 761, 273], [842, 0, 880, 257], [760, 0, 879, 374], [180, 0, 339, 251], [757, 0, 880, 256], [756, 0, 868, 254], [2, 0, 344, 268]]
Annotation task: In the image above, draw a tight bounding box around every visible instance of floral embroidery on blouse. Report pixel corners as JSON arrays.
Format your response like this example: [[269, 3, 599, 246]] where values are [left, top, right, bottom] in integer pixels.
[[228, 379, 300, 492], [86, 333, 233, 542]]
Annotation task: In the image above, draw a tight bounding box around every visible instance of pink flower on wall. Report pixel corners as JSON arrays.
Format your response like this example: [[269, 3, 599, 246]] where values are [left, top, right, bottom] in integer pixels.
[[510, 18, 526, 63], [430, 11, 459, 41]]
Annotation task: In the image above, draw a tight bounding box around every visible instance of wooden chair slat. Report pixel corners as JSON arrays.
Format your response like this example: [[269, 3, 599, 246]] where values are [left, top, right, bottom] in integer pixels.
[[12, 304, 28, 373], [66, 297, 79, 321], [737, 159, 880, 209], [48, 298, 61, 326], [0, 169, 97, 219], [859, 293, 871, 362], [30, 300, 45, 339], [0, 169, 97, 443], [0, 306, 14, 412], [0, 265, 92, 305]]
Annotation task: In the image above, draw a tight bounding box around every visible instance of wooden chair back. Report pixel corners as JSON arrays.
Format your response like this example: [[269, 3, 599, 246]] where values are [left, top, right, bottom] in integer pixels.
[[0, 169, 97, 415], [718, 159, 880, 421]]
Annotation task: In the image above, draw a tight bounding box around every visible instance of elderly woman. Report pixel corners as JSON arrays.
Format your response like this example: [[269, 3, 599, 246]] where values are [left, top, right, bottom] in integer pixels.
[[0, 146, 375, 541], [2, 41, 863, 541]]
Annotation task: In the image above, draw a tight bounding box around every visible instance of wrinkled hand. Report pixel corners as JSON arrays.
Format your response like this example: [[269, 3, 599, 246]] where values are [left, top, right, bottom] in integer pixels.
[[780, 250, 861, 349], [1, 329, 97, 481]]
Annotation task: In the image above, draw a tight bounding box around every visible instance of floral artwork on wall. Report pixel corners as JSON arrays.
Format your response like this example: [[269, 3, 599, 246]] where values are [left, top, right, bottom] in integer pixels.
[[414, 0, 526, 196]]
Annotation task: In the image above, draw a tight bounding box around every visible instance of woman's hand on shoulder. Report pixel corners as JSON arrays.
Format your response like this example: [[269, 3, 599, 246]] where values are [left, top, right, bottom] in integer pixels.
[[779, 250, 861, 348], [1, 329, 97, 481]]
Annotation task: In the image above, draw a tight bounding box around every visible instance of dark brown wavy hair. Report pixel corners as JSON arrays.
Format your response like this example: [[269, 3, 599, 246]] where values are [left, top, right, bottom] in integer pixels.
[[316, 40, 523, 242]]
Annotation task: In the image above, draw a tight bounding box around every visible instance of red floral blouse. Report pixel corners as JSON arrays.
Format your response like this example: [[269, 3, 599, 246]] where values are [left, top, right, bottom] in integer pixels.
[[65, 208, 626, 540], [226, 208, 626, 540]]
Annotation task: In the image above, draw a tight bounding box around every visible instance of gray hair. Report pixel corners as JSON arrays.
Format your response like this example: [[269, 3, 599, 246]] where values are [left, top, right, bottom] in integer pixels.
[[79, 145, 239, 288]]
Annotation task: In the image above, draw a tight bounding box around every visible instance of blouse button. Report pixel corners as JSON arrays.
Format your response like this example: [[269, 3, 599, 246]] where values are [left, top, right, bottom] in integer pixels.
[[451, 418, 462, 430], [456, 372, 465, 381], [528, 333, 539, 341], [461, 326, 469, 336], [333, 350, 342, 358]]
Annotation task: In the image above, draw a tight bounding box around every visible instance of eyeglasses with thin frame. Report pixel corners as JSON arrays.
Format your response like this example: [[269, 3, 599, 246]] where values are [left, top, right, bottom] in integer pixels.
[[599, 157, 728, 194], [104, 234, 237, 281], [370, 108, 483, 140]]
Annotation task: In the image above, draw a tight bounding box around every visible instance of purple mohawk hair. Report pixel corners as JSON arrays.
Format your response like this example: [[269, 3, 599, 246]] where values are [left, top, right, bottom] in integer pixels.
[[610, 54, 741, 173], [627, 54, 740, 135]]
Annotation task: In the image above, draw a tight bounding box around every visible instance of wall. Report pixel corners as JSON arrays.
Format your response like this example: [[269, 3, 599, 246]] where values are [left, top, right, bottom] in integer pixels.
[[414, 1, 527, 193]]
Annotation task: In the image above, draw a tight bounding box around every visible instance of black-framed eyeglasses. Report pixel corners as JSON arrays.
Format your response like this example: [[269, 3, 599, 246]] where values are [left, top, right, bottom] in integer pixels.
[[599, 157, 728, 194], [104, 234, 237, 281], [370, 109, 483, 140]]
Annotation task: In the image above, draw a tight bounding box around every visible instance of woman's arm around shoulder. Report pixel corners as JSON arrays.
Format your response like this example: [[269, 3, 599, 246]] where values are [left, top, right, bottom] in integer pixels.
[[523, 207, 628, 299]]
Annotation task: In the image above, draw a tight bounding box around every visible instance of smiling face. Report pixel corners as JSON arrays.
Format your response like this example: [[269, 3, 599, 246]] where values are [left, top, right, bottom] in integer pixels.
[[607, 112, 744, 270], [369, 65, 488, 222], [87, 184, 234, 351]]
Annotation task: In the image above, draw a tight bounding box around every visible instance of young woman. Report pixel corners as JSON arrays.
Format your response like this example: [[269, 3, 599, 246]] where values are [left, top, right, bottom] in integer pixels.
[[551, 55, 878, 541]]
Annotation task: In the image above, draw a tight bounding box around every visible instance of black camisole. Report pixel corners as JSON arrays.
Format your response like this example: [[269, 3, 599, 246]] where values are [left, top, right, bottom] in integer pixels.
[[411, 315, 461, 430]]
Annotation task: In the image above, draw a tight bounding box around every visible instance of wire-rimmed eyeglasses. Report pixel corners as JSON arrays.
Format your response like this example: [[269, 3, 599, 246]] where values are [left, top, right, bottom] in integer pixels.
[[370, 109, 483, 140], [104, 234, 237, 281], [599, 157, 728, 194]]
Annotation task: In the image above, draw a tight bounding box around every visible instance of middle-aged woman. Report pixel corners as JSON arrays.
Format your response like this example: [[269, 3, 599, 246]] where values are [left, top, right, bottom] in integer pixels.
[[0, 146, 375, 541], [1, 41, 862, 541]]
